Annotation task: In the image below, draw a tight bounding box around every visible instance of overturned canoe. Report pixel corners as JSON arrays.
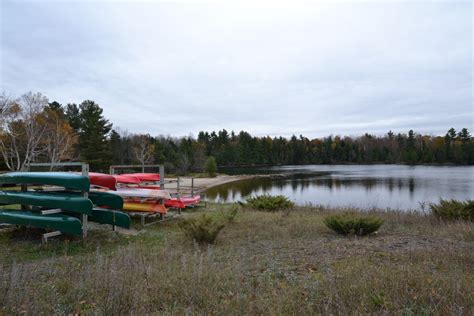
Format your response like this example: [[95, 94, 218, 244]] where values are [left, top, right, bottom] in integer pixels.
[[122, 173, 160, 182], [123, 202, 167, 214], [88, 191, 123, 210], [0, 191, 93, 215], [47, 190, 124, 210], [88, 172, 117, 190], [109, 188, 171, 200], [0, 172, 89, 192], [114, 174, 141, 184], [164, 199, 186, 209], [89, 208, 130, 229], [165, 195, 201, 208], [0, 210, 83, 236]]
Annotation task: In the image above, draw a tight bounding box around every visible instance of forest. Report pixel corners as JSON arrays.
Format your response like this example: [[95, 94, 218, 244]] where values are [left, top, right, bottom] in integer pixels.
[[1, 92, 473, 173]]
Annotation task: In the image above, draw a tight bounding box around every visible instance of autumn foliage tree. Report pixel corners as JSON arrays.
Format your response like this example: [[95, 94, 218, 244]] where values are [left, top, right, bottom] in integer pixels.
[[0, 92, 49, 170]]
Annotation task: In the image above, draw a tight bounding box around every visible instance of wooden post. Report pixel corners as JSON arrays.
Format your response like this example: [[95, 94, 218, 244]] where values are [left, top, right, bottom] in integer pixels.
[[177, 177, 180, 198], [159, 164, 165, 190], [81, 163, 89, 238]]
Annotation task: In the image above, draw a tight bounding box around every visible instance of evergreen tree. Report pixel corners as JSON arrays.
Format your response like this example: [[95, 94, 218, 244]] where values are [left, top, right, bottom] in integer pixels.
[[77, 100, 112, 171], [65, 103, 81, 133], [205, 156, 217, 177]]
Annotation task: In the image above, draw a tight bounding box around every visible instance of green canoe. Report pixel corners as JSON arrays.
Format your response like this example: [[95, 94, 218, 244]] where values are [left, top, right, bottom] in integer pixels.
[[0, 191, 93, 215], [89, 208, 130, 229], [0, 172, 89, 192], [86, 192, 123, 210], [0, 210, 83, 236], [46, 191, 124, 210]]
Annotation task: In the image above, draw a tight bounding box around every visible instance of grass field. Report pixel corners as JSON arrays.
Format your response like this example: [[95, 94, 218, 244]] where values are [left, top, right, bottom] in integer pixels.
[[0, 204, 473, 315]]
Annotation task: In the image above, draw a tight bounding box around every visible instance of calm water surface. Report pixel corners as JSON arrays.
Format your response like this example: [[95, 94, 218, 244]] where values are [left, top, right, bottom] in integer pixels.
[[204, 165, 474, 210]]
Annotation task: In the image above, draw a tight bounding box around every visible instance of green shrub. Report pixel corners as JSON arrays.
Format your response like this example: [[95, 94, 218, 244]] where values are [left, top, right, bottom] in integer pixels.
[[430, 199, 474, 221], [246, 194, 294, 211], [179, 214, 226, 244], [323, 212, 384, 236]]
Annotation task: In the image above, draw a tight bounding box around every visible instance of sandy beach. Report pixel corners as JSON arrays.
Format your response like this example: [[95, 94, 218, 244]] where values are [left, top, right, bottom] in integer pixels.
[[163, 175, 255, 194]]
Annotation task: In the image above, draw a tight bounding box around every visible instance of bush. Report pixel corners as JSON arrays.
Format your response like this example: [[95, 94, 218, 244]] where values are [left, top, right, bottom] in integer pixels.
[[205, 156, 217, 177], [323, 212, 384, 236], [246, 194, 294, 211], [179, 214, 226, 244], [430, 199, 474, 221]]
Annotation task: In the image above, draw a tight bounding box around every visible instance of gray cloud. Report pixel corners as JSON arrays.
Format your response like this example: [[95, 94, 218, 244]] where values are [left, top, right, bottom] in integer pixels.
[[1, 0, 472, 138]]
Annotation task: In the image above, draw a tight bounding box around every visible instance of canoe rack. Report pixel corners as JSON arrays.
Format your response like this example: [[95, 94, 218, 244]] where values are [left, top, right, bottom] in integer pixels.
[[127, 211, 181, 227], [109, 164, 198, 200], [26, 162, 90, 242]]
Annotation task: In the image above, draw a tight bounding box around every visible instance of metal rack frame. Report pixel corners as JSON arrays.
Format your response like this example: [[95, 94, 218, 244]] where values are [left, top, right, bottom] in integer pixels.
[[109, 164, 187, 225]]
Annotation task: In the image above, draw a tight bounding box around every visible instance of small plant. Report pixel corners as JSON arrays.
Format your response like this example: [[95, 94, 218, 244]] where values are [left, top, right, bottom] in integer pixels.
[[221, 206, 238, 223], [246, 194, 295, 211], [323, 212, 384, 236], [430, 199, 473, 221], [204, 156, 217, 177], [179, 214, 226, 244]]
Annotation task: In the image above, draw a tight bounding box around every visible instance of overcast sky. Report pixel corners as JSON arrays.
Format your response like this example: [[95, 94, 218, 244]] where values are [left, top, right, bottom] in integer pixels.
[[1, 0, 472, 138]]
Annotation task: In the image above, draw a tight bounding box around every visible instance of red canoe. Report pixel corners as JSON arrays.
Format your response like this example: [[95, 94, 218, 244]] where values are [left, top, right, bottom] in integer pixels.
[[122, 173, 160, 182], [164, 195, 201, 209], [164, 199, 186, 209], [113, 174, 141, 184], [88, 172, 117, 190]]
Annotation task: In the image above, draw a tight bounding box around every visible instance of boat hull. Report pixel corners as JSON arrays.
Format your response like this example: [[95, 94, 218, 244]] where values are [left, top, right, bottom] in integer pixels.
[[0, 172, 89, 192], [0, 210, 83, 236], [123, 202, 167, 214], [110, 188, 171, 200], [0, 191, 93, 215]]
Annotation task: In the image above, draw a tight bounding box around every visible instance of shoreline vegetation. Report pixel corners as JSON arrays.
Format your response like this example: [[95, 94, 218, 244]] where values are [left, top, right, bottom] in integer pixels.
[[0, 203, 472, 314], [1, 93, 472, 173]]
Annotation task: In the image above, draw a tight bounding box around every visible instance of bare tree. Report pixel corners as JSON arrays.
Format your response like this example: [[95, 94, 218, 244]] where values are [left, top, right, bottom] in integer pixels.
[[131, 134, 155, 165], [0, 92, 49, 170]]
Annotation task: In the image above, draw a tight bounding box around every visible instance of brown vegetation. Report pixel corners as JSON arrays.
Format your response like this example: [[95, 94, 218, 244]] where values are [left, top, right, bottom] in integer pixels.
[[0, 205, 472, 314]]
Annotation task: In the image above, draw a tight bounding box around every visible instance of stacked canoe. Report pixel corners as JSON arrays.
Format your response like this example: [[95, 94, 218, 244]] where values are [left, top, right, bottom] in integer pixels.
[[0, 172, 130, 237], [88, 172, 201, 213], [114, 173, 201, 209], [89, 173, 170, 215]]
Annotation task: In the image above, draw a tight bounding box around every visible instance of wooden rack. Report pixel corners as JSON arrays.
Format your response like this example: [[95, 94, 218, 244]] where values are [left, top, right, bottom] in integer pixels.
[[27, 162, 90, 242]]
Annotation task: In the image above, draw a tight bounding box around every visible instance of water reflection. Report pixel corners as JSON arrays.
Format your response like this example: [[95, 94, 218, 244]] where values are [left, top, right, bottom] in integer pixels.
[[205, 165, 474, 210]]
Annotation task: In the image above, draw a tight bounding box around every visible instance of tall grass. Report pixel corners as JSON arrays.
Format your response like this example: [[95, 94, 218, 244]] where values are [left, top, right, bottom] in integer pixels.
[[0, 205, 472, 314]]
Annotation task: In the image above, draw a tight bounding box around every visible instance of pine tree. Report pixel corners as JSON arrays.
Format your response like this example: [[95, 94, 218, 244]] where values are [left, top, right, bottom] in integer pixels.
[[77, 100, 112, 171]]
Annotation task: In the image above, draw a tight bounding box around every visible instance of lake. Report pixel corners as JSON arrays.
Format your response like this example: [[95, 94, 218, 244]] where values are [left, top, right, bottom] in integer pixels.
[[204, 165, 474, 211]]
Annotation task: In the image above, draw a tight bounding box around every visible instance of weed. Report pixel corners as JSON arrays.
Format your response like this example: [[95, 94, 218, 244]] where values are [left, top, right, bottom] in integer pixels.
[[323, 212, 384, 236], [179, 214, 226, 244], [246, 194, 294, 211], [429, 199, 473, 221]]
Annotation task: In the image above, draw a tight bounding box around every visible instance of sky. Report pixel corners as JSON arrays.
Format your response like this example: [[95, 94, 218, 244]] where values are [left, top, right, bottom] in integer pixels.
[[1, 0, 472, 138]]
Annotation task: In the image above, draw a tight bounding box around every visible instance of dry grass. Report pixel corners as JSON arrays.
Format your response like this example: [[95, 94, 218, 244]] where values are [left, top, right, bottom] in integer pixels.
[[0, 204, 473, 315]]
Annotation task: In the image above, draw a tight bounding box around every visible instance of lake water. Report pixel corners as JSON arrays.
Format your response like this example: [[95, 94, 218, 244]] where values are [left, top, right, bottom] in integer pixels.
[[204, 165, 474, 211]]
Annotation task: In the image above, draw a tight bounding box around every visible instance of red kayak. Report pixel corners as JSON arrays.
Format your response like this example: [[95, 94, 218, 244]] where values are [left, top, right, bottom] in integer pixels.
[[164, 195, 201, 209], [122, 173, 160, 182], [88, 172, 117, 190], [164, 199, 186, 209], [113, 174, 141, 184]]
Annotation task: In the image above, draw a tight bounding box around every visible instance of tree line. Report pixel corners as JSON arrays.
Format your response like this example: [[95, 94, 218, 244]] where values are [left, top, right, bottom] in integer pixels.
[[1, 92, 473, 172]]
